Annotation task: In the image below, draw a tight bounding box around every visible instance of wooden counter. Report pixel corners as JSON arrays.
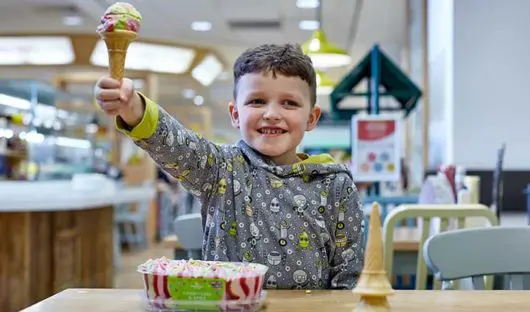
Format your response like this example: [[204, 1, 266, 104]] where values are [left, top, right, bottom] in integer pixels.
[[23, 288, 530, 311], [0, 181, 155, 312]]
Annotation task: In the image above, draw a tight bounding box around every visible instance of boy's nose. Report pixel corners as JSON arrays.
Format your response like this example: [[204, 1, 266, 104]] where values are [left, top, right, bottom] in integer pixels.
[[263, 103, 282, 121]]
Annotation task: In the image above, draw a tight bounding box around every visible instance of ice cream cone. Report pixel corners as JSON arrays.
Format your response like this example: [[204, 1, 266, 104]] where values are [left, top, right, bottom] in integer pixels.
[[352, 202, 394, 311], [100, 30, 136, 81]]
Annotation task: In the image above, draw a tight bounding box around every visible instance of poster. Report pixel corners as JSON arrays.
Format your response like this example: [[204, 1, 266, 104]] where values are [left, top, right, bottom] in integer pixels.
[[351, 115, 401, 182]]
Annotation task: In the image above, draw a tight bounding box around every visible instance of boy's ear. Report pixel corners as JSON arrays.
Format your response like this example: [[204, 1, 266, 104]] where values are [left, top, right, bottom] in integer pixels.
[[228, 101, 240, 129], [306, 104, 322, 131]]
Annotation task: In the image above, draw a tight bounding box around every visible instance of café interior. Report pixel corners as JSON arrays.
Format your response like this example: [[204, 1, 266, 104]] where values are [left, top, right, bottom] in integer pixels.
[[1, 0, 530, 311]]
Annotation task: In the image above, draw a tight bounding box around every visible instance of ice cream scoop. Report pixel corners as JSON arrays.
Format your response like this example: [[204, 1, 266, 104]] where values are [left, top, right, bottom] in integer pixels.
[[97, 2, 142, 34], [96, 2, 142, 81]]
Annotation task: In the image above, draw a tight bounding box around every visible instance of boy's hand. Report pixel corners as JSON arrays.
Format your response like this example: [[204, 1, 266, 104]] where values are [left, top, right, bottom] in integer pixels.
[[94, 77, 144, 127]]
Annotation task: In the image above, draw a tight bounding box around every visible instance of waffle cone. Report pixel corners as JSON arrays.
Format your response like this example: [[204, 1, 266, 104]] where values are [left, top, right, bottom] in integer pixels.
[[353, 202, 394, 297], [99, 30, 137, 81]]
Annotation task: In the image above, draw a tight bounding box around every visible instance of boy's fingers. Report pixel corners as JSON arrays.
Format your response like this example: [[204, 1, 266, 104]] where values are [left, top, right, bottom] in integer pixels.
[[98, 100, 123, 111], [97, 89, 121, 101], [98, 77, 121, 89]]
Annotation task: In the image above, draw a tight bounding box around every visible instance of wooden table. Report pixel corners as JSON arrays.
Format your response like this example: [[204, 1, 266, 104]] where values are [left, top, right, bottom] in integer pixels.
[[22, 288, 530, 311]]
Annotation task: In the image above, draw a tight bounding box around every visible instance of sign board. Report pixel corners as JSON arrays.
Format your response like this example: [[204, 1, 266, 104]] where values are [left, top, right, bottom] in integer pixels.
[[351, 115, 402, 182]]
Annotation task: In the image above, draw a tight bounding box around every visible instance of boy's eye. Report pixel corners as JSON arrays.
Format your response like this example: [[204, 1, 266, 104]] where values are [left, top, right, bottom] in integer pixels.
[[247, 99, 266, 105], [282, 100, 300, 107]]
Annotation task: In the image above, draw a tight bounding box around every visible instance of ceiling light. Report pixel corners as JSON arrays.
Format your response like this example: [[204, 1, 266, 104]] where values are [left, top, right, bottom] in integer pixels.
[[90, 41, 196, 74], [0, 36, 74, 65], [62, 15, 83, 26], [191, 21, 212, 32], [299, 20, 320, 30], [302, 30, 351, 68], [194, 95, 204, 106], [192, 54, 223, 86], [296, 0, 320, 9]]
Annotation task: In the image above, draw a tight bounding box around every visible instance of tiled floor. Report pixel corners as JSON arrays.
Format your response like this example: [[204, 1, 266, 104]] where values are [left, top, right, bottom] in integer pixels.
[[114, 212, 528, 288]]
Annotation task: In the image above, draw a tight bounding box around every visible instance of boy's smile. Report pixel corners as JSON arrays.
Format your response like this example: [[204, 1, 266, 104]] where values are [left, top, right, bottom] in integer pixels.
[[229, 71, 321, 165]]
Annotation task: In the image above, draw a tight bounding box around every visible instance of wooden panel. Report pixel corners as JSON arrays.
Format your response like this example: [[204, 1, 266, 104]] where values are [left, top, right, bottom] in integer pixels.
[[0, 206, 115, 312], [52, 211, 81, 292], [79, 206, 114, 287], [29, 212, 53, 303], [0, 212, 30, 312]]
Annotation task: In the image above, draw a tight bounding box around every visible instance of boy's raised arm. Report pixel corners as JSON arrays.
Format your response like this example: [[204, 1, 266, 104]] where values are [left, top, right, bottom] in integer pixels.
[[117, 92, 225, 201]]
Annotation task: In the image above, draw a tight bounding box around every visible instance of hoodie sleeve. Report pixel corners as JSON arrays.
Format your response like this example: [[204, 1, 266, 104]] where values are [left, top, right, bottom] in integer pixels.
[[116, 92, 227, 203], [329, 176, 365, 289]]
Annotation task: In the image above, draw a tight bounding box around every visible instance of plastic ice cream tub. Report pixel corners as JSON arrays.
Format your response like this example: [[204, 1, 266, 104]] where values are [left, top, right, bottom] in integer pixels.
[[138, 257, 269, 311]]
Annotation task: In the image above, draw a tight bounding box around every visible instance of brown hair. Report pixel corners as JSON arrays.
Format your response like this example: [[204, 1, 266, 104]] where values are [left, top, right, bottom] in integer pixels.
[[232, 43, 317, 106]]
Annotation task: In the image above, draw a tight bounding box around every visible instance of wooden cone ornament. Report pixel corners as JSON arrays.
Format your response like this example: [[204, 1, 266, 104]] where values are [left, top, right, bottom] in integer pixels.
[[352, 202, 394, 311]]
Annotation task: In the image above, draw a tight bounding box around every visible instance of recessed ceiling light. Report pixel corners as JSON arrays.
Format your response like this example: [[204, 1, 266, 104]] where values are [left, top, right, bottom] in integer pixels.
[[90, 41, 196, 74], [0, 36, 75, 65], [296, 0, 319, 9], [299, 20, 320, 30], [194, 95, 204, 106], [192, 54, 223, 86], [191, 21, 212, 32], [63, 15, 83, 26]]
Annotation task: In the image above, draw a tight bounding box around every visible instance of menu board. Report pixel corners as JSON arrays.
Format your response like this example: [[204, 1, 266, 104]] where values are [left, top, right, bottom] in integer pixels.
[[351, 115, 402, 182]]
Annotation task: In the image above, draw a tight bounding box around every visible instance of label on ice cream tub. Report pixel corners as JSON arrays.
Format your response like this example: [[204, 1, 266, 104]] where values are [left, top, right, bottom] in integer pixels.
[[168, 276, 225, 309]]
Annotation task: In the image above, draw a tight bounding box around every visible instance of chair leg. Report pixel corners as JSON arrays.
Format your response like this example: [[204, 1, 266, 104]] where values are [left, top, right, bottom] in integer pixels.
[[113, 225, 122, 271], [123, 222, 136, 250], [135, 221, 148, 249]]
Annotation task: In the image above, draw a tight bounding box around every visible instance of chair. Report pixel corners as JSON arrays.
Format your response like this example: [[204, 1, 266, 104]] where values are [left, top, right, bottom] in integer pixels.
[[491, 143, 506, 220], [173, 213, 203, 259], [382, 204, 498, 290], [158, 189, 177, 239], [423, 227, 530, 290], [115, 199, 151, 250]]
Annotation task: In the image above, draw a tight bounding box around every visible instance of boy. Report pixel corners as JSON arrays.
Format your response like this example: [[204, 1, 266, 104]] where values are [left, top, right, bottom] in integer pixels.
[[95, 43, 365, 289]]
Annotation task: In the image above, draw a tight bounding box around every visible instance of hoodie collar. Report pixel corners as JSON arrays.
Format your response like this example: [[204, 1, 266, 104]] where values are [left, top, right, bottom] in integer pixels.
[[236, 140, 351, 179]]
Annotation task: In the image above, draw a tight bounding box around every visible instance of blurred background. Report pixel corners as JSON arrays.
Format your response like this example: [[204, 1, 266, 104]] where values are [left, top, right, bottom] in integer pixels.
[[1, 0, 529, 310]]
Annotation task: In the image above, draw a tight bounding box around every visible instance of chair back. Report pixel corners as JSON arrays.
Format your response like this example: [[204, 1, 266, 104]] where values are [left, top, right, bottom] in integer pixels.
[[423, 226, 530, 290], [382, 204, 498, 289], [173, 213, 203, 251]]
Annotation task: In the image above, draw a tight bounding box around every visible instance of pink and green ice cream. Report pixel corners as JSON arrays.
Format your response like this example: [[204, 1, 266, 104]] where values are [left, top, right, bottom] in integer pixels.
[[97, 2, 142, 33]]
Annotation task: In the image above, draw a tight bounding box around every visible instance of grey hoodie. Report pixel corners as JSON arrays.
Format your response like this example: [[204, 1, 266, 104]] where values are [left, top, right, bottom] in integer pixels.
[[120, 97, 365, 289]]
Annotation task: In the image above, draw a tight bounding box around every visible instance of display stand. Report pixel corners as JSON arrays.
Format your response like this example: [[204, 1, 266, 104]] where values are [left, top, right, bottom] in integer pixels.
[[330, 45, 422, 196]]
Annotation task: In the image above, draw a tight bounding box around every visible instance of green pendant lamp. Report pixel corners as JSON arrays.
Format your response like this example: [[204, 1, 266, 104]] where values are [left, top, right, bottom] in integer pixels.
[[316, 70, 335, 95], [301, 0, 351, 68], [302, 29, 351, 68]]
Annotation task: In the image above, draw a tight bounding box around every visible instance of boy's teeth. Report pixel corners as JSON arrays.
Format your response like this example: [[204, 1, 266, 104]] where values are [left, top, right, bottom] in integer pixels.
[[261, 129, 283, 134]]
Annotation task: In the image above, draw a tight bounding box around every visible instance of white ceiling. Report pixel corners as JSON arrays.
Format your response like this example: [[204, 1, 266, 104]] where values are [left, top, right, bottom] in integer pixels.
[[0, 0, 408, 140]]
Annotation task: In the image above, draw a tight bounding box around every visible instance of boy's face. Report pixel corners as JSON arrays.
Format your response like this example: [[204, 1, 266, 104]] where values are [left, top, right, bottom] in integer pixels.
[[229, 72, 321, 165]]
